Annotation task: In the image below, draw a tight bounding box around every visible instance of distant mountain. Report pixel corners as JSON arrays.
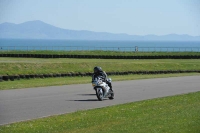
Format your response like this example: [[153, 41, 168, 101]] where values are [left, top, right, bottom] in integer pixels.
[[0, 20, 200, 41]]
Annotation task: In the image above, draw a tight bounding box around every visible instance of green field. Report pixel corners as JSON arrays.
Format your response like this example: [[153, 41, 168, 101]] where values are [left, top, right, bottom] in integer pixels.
[[0, 58, 200, 75], [1, 91, 199, 133], [0, 51, 200, 132]]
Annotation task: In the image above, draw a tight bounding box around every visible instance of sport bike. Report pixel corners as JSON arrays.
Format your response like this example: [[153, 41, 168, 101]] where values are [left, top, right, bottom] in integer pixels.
[[92, 76, 114, 101]]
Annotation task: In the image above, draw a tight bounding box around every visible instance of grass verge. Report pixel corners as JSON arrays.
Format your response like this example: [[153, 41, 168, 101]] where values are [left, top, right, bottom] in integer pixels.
[[1, 73, 200, 90], [0, 91, 199, 133], [0, 58, 200, 75]]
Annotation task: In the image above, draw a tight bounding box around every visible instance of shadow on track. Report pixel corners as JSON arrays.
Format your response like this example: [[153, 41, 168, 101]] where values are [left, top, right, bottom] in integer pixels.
[[78, 94, 96, 96], [67, 99, 98, 102], [68, 93, 109, 101], [74, 99, 98, 101], [66, 93, 97, 101]]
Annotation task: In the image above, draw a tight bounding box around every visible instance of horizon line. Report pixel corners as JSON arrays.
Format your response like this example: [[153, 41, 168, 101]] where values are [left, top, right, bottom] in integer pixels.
[[1, 20, 200, 37]]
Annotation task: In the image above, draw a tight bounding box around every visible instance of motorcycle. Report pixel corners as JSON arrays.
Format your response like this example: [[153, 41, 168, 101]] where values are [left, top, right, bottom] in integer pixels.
[[92, 76, 114, 101]]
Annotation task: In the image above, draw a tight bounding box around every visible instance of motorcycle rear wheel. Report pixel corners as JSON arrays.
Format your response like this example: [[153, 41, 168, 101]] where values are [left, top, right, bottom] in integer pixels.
[[108, 90, 114, 100]]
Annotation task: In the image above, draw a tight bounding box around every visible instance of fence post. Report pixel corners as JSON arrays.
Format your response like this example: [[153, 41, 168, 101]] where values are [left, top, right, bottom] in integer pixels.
[[135, 46, 138, 52]]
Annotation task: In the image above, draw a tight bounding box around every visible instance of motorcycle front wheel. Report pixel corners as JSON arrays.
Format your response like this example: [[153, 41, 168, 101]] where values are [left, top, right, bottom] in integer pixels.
[[96, 88, 103, 101]]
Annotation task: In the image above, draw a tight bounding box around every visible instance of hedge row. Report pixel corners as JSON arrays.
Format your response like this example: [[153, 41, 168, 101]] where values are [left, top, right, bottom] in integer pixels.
[[1, 70, 200, 82], [0, 53, 200, 59]]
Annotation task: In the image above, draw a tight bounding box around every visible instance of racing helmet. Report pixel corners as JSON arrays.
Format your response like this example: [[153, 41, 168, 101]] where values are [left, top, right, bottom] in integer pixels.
[[94, 66, 102, 73]]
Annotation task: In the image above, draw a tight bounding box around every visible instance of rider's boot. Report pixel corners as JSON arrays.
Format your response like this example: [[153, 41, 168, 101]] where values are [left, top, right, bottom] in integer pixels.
[[109, 85, 113, 91], [107, 82, 112, 91]]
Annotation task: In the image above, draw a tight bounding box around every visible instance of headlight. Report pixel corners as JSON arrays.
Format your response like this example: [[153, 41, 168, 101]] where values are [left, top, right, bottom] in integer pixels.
[[92, 83, 96, 86]]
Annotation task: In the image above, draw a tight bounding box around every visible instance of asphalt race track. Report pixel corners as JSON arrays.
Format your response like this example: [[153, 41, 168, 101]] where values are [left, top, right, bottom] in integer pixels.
[[0, 76, 199, 125]]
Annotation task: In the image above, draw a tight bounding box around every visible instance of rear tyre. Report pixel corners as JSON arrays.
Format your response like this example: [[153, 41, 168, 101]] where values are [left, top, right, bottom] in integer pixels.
[[108, 90, 114, 100]]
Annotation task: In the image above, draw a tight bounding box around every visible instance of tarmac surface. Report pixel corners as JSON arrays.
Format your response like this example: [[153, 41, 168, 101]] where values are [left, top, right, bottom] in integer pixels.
[[0, 76, 199, 125]]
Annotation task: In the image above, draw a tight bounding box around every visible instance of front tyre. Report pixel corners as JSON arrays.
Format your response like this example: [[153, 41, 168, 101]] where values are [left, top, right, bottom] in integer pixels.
[[96, 88, 103, 101]]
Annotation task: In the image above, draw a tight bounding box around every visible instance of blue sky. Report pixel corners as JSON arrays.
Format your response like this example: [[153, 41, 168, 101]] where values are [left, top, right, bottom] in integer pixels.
[[0, 0, 200, 36]]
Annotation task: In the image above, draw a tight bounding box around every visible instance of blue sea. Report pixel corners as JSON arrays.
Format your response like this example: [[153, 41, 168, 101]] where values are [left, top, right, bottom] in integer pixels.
[[0, 39, 200, 52]]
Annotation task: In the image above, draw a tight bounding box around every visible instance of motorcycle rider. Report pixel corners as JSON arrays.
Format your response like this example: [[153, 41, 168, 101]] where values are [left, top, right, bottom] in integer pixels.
[[92, 66, 112, 91]]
